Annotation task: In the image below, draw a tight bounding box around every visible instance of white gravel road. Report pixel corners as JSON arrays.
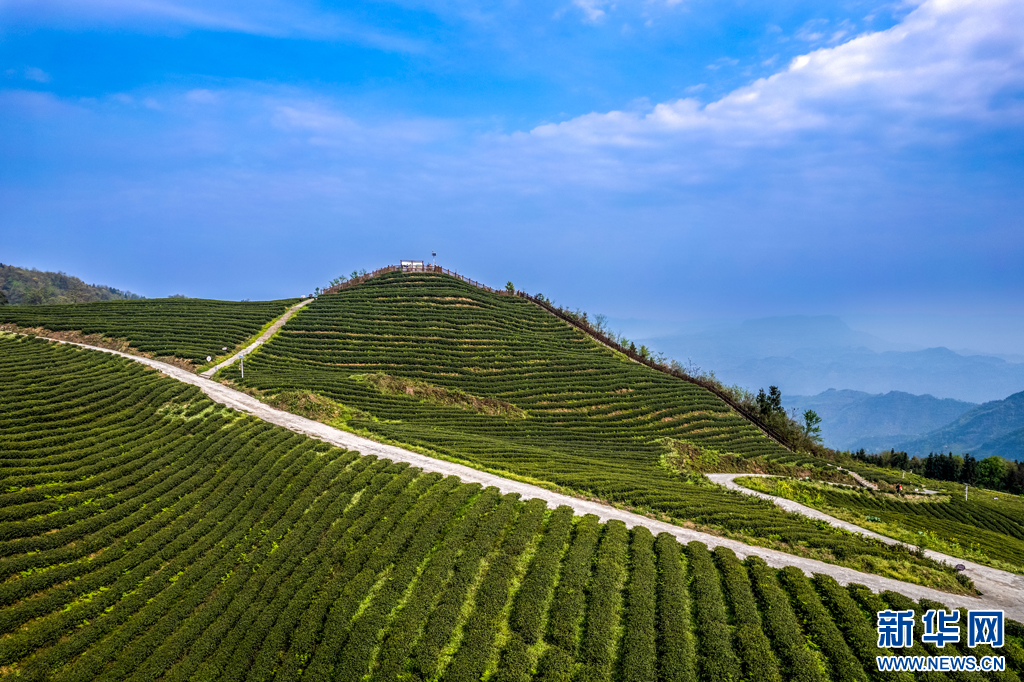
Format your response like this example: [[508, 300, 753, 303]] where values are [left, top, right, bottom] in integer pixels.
[[29, 335, 1024, 622]]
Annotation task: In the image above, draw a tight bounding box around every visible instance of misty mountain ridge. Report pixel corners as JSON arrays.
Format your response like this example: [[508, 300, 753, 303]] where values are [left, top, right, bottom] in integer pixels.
[[893, 391, 1024, 462], [783, 389, 978, 452], [642, 315, 1024, 404]]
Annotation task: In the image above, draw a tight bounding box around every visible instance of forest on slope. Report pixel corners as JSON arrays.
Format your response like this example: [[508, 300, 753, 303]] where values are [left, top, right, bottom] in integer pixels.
[[0, 263, 141, 305]]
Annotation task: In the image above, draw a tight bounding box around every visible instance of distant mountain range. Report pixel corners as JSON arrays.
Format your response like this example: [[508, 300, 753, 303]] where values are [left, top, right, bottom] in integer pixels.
[[642, 315, 1024, 404], [782, 389, 977, 452], [893, 391, 1024, 461], [784, 389, 1024, 462]]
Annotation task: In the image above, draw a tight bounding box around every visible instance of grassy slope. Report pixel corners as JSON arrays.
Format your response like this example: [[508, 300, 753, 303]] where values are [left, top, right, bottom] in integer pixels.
[[222, 272, 960, 580], [3, 335, 1021, 681]]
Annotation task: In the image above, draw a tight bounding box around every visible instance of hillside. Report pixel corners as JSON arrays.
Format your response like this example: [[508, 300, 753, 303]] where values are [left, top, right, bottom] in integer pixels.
[[0, 296, 299, 363], [895, 390, 1024, 461], [783, 389, 978, 452], [0, 263, 141, 305], [4, 335, 1023, 681], [218, 271, 963, 573]]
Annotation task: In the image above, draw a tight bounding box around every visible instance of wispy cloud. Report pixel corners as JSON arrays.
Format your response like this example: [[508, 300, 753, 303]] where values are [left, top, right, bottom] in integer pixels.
[[0, 0, 427, 52], [23, 67, 52, 83], [572, 0, 610, 23], [705, 57, 739, 71], [529, 0, 1024, 147]]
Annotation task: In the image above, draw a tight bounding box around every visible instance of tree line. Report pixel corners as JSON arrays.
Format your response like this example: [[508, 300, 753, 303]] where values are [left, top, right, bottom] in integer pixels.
[[853, 449, 1024, 494]]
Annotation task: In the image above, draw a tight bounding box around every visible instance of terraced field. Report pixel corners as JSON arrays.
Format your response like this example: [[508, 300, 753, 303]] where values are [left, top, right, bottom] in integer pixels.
[[0, 297, 298, 361], [3, 335, 1022, 681], [222, 272, 929, 565]]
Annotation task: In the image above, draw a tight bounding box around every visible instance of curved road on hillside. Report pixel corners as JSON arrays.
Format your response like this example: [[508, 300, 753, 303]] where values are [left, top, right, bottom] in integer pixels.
[[27, 334, 1024, 622], [708, 473, 1024, 616]]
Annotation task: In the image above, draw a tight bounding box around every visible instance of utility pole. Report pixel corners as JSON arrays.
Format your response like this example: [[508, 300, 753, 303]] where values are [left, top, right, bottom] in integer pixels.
[[965, 484, 968, 502], [240, 354, 245, 379]]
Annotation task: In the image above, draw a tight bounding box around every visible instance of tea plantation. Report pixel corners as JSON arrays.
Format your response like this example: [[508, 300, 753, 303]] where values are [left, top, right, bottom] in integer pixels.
[[738, 478, 1024, 570], [2, 335, 1022, 681], [0, 297, 299, 361], [221, 272, 943, 569]]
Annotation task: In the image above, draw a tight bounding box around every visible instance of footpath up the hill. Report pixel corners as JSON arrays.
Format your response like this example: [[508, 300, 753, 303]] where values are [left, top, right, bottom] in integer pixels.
[[36, 336, 1024, 622]]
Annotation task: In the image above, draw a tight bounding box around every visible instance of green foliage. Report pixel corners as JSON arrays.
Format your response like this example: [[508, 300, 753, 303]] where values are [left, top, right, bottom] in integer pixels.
[[2, 335, 1022, 682], [546, 515, 602, 653], [509, 506, 574, 643], [686, 541, 743, 682], [713, 546, 783, 682], [655, 533, 697, 682], [779, 567, 868, 682], [804, 409, 823, 441], [0, 297, 298, 361], [576, 521, 629, 682], [443, 498, 546, 682], [620, 527, 657, 682], [0, 263, 142, 305], [746, 557, 828, 682]]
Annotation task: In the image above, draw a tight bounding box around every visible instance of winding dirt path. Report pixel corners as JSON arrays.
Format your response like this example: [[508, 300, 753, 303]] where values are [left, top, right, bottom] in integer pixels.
[[708, 473, 1024, 617], [200, 298, 314, 378], [23, 334, 1024, 622]]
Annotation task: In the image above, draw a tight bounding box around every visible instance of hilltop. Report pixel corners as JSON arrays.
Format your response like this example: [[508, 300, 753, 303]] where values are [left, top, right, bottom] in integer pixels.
[[0, 263, 141, 305]]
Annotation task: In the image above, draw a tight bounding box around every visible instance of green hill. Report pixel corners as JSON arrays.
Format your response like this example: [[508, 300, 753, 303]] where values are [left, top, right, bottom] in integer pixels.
[[0, 263, 141, 305], [3, 334, 1021, 680], [219, 271, 960, 575]]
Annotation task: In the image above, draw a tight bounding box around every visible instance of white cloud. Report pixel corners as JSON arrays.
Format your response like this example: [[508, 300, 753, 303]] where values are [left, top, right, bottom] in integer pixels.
[[573, 0, 609, 23], [24, 66, 52, 83], [530, 0, 1024, 147]]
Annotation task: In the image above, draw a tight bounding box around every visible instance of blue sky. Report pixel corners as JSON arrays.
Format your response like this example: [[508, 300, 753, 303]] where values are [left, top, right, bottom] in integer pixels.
[[2, 0, 1023, 353]]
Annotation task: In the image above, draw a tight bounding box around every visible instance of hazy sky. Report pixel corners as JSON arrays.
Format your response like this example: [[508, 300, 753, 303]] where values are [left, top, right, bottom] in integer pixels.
[[2, 0, 1022, 351]]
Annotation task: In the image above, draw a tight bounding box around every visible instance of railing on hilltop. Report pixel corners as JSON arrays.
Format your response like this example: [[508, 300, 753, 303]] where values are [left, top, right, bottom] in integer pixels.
[[319, 264, 793, 450], [320, 264, 499, 296]]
